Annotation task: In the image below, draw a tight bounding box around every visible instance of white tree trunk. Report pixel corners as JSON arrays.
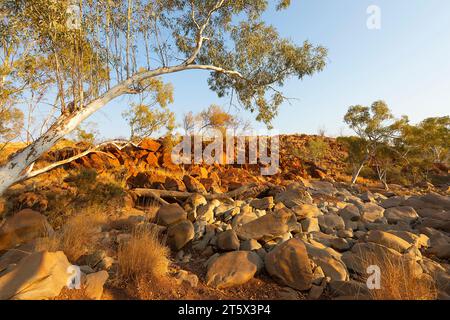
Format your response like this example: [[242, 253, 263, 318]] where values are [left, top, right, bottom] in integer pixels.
[[351, 162, 365, 185]]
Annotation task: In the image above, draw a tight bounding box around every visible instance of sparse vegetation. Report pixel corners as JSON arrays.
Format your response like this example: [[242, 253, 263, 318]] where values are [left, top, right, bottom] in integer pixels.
[[36, 207, 107, 262], [362, 253, 437, 300], [117, 227, 170, 287]]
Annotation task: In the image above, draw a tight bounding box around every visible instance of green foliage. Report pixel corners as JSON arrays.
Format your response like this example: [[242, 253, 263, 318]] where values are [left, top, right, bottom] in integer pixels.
[[342, 103, 449, 186], [122, 78, 175, 140], [305, 137, 329, 162], [73, 122, 99, 145], [0, 106, 24, 141], [183, 104, 250, 136], [66, 168, 125, 206]]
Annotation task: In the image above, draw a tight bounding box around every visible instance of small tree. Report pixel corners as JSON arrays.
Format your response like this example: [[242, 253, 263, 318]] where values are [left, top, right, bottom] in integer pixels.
[[343, 101, 406, 185], [399, 116, 449, 182], [73, 122, 99, 146], [306, 137, 329, 163], [122, 77, 174, 141], [199, 104, 235, 135], [182, 111, 196, 135]]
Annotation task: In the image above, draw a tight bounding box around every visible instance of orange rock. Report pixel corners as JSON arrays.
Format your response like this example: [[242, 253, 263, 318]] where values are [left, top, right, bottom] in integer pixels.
[[183, 175, 207, 194], [146, 153, 159, 166], [164, 177, 187, 192], [190, 166, 208, 179], [139, 138, 161, 152], [126, 172, 167, 189]]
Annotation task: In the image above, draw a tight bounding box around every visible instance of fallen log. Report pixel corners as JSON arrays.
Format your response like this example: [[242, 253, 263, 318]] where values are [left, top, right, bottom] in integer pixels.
[[132, 183, 270, 202]]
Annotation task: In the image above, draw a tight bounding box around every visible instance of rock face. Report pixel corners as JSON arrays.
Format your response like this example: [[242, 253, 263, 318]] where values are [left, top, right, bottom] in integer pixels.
[[235, 210, 294, 241], [168, 220, 195, 250], [206, 251, 262, 289], [156, 204, 187, 227], [0, 251, 71, 300], [0, 209, 53, 251], [265, 238, 313, 291]]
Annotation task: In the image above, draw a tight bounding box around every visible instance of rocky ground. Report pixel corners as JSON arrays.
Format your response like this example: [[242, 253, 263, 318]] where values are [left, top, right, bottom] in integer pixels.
[[0, 136, 449, 300]]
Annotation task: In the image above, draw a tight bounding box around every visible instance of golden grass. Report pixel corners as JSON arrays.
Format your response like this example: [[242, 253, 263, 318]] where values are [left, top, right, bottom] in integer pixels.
[[36, 207, 107, 262], [362, 252, 437, 300], [117, 226, 170, 285]]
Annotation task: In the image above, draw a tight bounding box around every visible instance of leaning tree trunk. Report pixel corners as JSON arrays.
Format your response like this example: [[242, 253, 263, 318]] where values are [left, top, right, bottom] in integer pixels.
[[351, 161, 365, 185], [0, 84, 124, 195], [0, 64, 243, 196]]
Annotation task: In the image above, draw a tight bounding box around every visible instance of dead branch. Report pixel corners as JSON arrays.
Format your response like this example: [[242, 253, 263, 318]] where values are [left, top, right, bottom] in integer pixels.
[[132, 183, 270, 202], [18, 149, 114, 182]]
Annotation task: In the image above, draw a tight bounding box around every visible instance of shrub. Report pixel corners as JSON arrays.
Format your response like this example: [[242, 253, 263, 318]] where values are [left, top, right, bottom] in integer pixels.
[[117, 226, 170, 284], [306, 137, 329, 162], [362, 252, 437, 300], [36, 208, 107, 262]]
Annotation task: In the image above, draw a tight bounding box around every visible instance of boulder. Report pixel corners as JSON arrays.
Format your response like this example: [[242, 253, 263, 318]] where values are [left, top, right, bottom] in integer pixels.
[[318, 214, 345, 232], [300, 218, 320, 233], [274, 183, 313, 208], [384, 206, 419, 224], [183, 175, 207, 194], [240, 239, 262, 251], [235, 209, 294, 241], [292, 204, 321, 219], [126, 172, 166, 189], [386, 230, 429, 248], [216, 230, 240, 251], [304, 242, 349, 281], [0, 251, 71, 300], [156, 204, 187, 227], [358, 203, 385, 222], [206, 251, 262, 289], [0, 243, 34, 275], [250, 197, 274, 210], [84, 270, 109, 300], [164, 177, 187, 192], [309, 181, 338, 196], [380, 196, 408, 209], [366, 230, 412, 253], [264, 238, 313, 291], [167, 220, 195, 250], [341, 242, 419, 275], [0, 209, 53, 252], [197, 203, 216, 223], [139, 138, 161, 151], [428, 244, 450, 260], [337, 204, 360, 221], [360, 191, 375, 202]]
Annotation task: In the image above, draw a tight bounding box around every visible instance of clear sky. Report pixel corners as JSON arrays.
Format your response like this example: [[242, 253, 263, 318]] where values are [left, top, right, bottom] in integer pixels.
[[87, 0, 450, 139]]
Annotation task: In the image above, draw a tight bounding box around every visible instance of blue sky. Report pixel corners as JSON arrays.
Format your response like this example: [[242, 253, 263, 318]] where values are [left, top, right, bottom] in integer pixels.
[[88, 0, 450, 139]]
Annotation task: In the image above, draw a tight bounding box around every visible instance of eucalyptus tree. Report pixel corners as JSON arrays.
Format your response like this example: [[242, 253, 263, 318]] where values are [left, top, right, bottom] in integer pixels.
[[343, 101, 406, 185], [0, 0, 327, 195]]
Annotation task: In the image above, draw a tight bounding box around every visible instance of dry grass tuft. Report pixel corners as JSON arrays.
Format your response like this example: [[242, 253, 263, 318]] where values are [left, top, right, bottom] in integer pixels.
[[362, 252, 437, 300], [36, 207, 107, 262], [117, 226, 170, 287]]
